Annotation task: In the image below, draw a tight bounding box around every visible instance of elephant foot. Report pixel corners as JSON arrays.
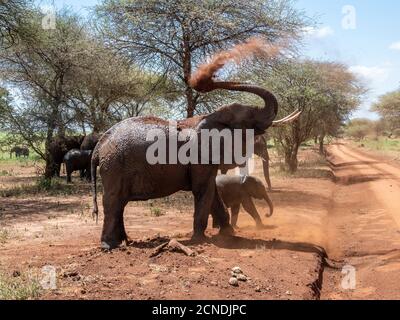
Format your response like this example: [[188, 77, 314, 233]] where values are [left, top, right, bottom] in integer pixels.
[[219, 225, 235, 236], [101, 233, 128, 250], [191, 232, 208, 244], [256, 223, 267, 230], [232, 224, 240, 230]]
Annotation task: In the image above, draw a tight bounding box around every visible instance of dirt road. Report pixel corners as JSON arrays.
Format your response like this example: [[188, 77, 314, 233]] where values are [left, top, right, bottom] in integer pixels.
[[323, 143, 400, 299]]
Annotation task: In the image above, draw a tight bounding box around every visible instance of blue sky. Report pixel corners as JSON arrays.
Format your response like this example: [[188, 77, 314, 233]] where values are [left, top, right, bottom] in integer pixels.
[[41, 0, 400, 119]]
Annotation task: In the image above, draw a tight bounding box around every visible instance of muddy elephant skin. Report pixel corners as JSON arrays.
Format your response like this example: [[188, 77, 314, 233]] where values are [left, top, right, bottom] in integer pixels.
[[91, 82, 278, 249], [80, 133, 100, 151]]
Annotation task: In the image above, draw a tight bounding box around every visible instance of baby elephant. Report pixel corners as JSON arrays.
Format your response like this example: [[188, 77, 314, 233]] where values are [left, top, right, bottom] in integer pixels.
[[63, 149, 92, 183], [215, 175, 273, 229]]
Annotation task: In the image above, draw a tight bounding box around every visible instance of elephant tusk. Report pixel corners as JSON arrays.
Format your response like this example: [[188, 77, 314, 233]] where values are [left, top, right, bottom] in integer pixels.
[[272, 109, 302, 127]]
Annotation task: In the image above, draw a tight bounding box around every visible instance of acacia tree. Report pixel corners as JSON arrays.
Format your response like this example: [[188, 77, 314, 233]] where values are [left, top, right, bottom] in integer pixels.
[[0, 10, 93, 177], [95, 0, 309, 117], [371, 89, 400, 137], [261, 60, 363, 172], [345, 118, 374, 141], [0, 0, 29, 47], [66, 40, 174, 132], [0, 87, 9, 127], [1, 6, 176, 176], [312, 62, 365, 153]]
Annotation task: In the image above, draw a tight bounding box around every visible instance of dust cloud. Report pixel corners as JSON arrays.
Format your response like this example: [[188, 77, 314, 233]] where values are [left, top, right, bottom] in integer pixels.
[[189, 37, 281, 93]]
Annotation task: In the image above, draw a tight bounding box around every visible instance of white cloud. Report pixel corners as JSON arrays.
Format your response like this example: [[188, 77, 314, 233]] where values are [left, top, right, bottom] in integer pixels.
[[389, 41, 400, 51], [303, 26, 334, 39], [349, 65, 389, 83]]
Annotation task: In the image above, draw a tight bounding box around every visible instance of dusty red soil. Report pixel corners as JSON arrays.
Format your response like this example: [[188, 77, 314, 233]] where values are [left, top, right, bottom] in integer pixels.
[[1, 143, 400, 300], [322, 143, 400, 300]]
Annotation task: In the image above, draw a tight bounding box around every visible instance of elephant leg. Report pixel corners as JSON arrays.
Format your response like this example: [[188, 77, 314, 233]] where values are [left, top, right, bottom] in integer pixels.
[[101, 193, 128, 250], [85, 164, 92, 181], [56, 163, 61, 177], [230, 204, 240, 229], [242, 197, 264, 228], [85, 168, 91, 182], [210, 188, 234, 235], [66, 166, 72, 183], [192, 180, 215, 241]]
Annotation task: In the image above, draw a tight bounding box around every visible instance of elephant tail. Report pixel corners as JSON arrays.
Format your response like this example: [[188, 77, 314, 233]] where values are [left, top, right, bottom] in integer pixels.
[[91, 146, 100, 224]]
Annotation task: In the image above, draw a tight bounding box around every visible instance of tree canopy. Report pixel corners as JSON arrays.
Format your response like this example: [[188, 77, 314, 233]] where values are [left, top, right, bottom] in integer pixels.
[[261, 60, 364, 172], [371, 89, 400, 137], [95, 0, 310, 117]]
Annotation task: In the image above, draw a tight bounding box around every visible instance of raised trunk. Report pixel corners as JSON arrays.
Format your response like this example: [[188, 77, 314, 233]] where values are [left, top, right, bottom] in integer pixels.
[[212, 82, 278, 131]]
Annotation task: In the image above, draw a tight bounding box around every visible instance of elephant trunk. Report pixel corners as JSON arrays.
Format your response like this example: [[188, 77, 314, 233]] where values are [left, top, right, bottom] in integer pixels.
[[263, 189, 274, 217], [213, 81, 278, 132]]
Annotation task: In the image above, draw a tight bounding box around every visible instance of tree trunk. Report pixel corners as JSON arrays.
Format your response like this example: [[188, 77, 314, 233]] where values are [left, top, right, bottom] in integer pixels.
[[182, 33, 196, 118], [185, 86, 195, 118], [44, 126, 55, 179], [44, 105, 58, 179], [318, 135, 325, 155], [284, 144, 299, 173]]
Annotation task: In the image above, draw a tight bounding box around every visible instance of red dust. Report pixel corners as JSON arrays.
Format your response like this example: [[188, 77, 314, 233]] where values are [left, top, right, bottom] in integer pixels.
[[189, 37, 281, 93]]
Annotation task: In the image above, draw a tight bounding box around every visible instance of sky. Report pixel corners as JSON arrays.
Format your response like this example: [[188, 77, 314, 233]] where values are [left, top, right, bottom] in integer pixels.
[[39, 0, 400, 120]]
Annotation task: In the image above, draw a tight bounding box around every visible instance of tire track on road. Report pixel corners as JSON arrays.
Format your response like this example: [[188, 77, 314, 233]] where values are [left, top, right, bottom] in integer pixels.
[[322, 143, 400, 300]]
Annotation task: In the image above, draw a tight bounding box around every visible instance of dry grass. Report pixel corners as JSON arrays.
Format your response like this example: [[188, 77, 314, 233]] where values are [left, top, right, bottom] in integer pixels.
[[0, 271, 42, 300]]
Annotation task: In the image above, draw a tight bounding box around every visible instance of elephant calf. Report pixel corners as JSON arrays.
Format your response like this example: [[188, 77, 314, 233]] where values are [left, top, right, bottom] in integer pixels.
[[63, 149, 92, 183], [215, 175, 273, 228]]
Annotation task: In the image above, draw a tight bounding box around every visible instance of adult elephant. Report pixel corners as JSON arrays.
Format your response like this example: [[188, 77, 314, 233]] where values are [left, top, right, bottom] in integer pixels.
[[92, 80, 282, 249], [80, 133, 100, 151], [48, 136, 84, 177]]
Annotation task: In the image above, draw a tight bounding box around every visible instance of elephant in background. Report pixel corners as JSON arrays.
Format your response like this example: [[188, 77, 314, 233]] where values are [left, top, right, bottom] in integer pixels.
[[48, 135, 84, 177], [63, 149, 92, 183], [10, 146, 29, 158], [215, 175, 273, 229], [80, 133, 100, 151]]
